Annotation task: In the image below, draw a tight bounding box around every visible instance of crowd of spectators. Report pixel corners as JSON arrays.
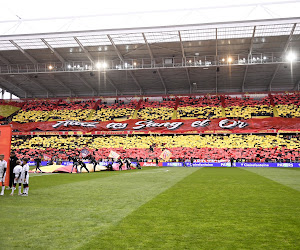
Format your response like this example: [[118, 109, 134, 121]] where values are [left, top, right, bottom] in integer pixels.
[[11, 133, 300, 162], [0, 100, 22, 120], [22, 99, 58, 111], [136, 99, 176, 120], [48, 99, 95, 121], [6, 92, 300, 123], [91, 100, 138, 121], [273, 93, 300, 118], [223, 96, 273, 119], [0, 100, 23, 107], [12, 99, 57, 123], [177, 96, 222, 119], [12, 99, 95, 122]]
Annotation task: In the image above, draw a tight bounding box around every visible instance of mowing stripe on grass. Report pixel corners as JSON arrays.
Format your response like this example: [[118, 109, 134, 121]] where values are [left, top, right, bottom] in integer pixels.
[[242, 167, 300, 192], [0, 167, 198, 249], [81, 167, 300, 249]]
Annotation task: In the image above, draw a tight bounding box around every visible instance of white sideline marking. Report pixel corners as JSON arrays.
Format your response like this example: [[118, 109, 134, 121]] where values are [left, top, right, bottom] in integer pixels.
[[30, 173, 55, 177]]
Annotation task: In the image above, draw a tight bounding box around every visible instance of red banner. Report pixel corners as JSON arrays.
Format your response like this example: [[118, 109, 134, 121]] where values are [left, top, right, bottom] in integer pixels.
[[10, 117, 300, 135], [0, 125, 12, 186]]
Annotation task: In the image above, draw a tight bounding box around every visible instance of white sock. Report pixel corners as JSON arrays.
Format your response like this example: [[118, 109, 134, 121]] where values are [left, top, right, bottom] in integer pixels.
[[11, 187, 15, 195], [18, 186, 22, 195], [26, 187, 29, 195], [1, 186, 4, 193]]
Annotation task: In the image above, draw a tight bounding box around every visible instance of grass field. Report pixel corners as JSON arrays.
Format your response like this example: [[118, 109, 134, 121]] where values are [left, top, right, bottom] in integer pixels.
[[0, 167, 299, 249]]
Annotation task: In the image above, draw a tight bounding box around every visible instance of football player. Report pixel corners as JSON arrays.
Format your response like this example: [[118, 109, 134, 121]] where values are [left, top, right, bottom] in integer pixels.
[[21, 158, 30, 196], [0, 154, 7, 196], [10, 160, 23, 196]]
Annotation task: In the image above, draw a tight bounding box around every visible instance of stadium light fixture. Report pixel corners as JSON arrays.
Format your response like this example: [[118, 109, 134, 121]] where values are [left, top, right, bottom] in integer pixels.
[[95, 62, 101, 69], [96, 62, 108, 69], [102, 62, 108, 69], [228, 57, 233, 63], [222, 58, 225, 62], [286, 52, 296, 62], [48, 65, 53, 70]]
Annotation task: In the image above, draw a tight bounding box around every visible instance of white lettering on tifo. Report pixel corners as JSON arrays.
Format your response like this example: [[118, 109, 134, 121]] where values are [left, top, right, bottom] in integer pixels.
[[133, 120, 183, 130], [52, 120, 99, 129], [219, 119, 248, 129], [191, 120, 210, 128], [106, 123, 128, 130]]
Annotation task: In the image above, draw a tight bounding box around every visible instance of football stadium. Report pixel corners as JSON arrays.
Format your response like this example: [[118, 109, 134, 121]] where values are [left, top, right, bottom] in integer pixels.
[[0, 1, 300, 249]]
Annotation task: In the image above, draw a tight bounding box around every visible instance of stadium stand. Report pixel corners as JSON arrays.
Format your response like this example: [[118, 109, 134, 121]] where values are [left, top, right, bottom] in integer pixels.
[[11, 133, 300, 162], [223, 95, 273, 119], [136, 98, 176, 120], [12, 99, 58, 123], [273, 92, 300, 118], [6, 92, 300, 165], [177, 96, 223, 119], [91, 99, 138, 121], [48, 99, 95, 121], [0, 100, 23, 120]]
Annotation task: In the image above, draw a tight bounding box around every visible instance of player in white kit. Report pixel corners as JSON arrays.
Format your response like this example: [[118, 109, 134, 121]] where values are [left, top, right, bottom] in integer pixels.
[[10, 160, 23, 196], [0, 154, 7, 196], [21, 158, 30, 196]]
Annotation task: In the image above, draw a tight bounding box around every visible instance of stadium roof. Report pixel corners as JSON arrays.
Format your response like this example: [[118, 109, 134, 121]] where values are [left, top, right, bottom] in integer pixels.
[[0, 1, 300, 98]]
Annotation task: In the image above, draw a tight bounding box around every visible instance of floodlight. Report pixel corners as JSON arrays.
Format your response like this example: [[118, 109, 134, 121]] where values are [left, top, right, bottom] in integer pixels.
[[102, 62, 108, 69], [95, 62, 101, 69], [228, 57, 233, 63], [286, 52, 296, 62], [48, 65, 53, 70]]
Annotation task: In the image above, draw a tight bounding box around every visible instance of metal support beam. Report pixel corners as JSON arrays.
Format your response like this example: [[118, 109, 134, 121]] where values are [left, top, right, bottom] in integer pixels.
[[0, 54, 11, 65], [268, 23, 296, 91], [108, 34, 143, 93], [105, 73, 122, 95], [216, 28, 218, 94], [0, 82, 18, 98], [157, 69, 167, 94], [179, 31, 192, 93], [216, 71, 218, 94], [142, 33, 154, 60], [0, 76, 33, 97], [128, 71, 143, 92], [22, 75, 54, 96], [293, 78, 300, 90], [74, 72, 97, 95], [185, 68, 192, 94], [242, 66, 248, 92], [10, 40, 38, 65], [248, 26, 256, 56], [107, 35, 125, 62], [74, 37, 94, 64], [242, 26, 256, 92], [49, 74, 75, 96], [42, 39, 66, 64], [178, 31, 185, 59]]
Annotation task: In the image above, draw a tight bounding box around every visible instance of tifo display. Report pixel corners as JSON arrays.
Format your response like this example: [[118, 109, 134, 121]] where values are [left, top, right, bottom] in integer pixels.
[[1, 92, 300, 165]]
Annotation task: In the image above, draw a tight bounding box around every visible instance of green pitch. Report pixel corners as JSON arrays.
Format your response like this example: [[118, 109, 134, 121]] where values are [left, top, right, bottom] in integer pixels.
[[1, 167, 299, 249]]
